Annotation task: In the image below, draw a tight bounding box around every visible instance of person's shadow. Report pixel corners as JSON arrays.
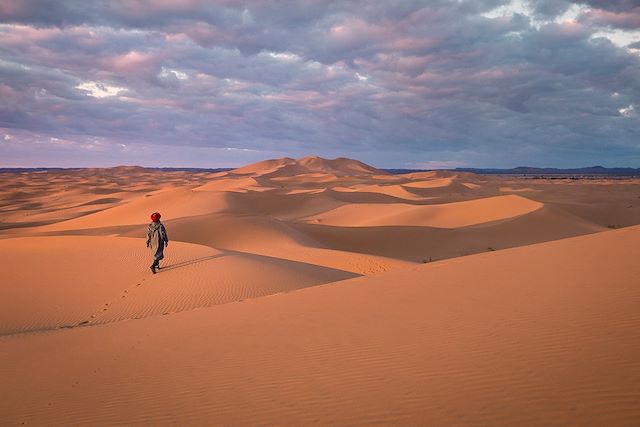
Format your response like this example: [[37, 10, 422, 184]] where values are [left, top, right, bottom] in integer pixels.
[[158, 254, 227, 272]]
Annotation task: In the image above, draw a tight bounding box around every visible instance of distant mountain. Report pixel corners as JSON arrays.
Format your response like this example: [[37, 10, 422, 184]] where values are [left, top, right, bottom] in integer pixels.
[[452, 166, 640, 176], [232, 156, 386, 177]]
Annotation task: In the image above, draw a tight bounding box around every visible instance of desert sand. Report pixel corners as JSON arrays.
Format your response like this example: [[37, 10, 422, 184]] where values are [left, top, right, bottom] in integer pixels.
[[1, 156, 639, 425]]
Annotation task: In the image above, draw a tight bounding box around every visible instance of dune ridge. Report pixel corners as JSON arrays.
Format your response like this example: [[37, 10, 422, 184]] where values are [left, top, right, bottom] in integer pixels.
[[0, 236, 360, 336], [304, 194, 543, 228], [233, 156, 386, 177], [2, 157, 640, 425], [1, 226, 638, 425]]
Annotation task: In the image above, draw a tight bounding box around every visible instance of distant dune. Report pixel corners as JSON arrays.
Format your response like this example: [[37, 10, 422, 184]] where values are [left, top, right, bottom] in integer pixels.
[[1, 157, 639, 425], [303, 194, 543, 228], [233, 155, 386, 177]]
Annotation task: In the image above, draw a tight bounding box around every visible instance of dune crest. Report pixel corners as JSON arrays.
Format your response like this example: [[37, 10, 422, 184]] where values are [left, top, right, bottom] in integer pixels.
[[232, 156, 386, 177], [304, 194, 544, 228], [231, 157, 296, 175], [40, 189, 229, 231]]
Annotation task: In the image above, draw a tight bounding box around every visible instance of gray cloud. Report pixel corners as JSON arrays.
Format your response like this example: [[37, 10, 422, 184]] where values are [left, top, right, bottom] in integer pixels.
[[1, 0, 639, 167], [574, 1, 640, 13]]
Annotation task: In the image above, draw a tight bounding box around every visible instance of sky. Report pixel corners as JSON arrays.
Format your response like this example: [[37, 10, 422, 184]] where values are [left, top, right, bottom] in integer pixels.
[[1, 0, 639, 169]]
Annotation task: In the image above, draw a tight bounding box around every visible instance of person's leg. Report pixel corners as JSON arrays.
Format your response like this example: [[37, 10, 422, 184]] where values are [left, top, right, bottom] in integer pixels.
[[150, 259, 159, 273], [156, 251, 164, 270]]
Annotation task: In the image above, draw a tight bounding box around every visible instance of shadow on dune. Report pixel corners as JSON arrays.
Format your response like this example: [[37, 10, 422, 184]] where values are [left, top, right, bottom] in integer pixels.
[[159, 254, 227, 272]]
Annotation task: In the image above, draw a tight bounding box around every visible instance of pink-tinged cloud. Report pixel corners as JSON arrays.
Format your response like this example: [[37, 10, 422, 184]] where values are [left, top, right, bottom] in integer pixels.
[[537, 21, 591, 42], [116, 0, 204, 14], [0, 24, 62, 45], [356, 53, 434, 76], [579, 8, 640, 29], [261, 90, 338, 110], [169, 22, 231, 47], [0, 2, 29, 19], [119, 96, 181, 109], [328, 19, 390, 49], [384, 36, 443, 54], [97, 50, 159, 77]]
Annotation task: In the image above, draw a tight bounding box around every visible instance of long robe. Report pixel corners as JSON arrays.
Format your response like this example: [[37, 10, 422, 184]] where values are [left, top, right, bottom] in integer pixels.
[[147, 221, 168, 261]]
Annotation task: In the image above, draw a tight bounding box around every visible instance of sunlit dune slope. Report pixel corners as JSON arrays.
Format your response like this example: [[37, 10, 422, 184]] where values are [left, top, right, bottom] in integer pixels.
[[304, 194, 543, 228], [192, 176, 276, 192], [230, 157, 297, 175], [332, 183, 430, 201], [1, 226, 638, 425], [0, 236, 357, 336], [402, 177, 453, 188], [38, 189, 229, 231]]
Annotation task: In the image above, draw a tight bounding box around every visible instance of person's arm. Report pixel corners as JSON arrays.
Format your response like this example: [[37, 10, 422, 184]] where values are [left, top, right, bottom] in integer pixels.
[[146, 225, 151, 247], [161, 224, 169, 247]]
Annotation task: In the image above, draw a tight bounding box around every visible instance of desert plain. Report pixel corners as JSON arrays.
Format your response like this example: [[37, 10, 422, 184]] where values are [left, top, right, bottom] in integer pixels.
[[1, 156, 639, 425]]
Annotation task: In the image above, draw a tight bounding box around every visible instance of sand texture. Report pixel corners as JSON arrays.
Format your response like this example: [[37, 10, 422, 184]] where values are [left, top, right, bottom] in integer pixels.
[[1, 156, 639, 425]]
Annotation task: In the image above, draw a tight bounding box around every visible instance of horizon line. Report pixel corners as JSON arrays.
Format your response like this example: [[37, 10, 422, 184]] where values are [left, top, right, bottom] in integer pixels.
[[1, 164, 639, 171]]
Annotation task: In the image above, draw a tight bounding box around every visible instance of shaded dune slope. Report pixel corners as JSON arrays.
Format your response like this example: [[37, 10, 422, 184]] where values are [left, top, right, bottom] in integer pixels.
[[292, 204, 604, 262], [1, 226, 638, 425], [140, 213, 414, 275]]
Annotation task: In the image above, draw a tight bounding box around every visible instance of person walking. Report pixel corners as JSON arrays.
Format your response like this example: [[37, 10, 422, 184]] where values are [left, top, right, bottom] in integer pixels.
[[147, 212, 168, 274]]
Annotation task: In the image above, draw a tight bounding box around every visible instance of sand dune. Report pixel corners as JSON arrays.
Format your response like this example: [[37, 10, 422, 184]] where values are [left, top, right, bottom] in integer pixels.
[[2, 158, 640, 425], [462, 182, 482, 189], [1, 226, 638, 425], [192, 176, 255, 191], [230, 157, 296, 175], [292, 204, 605, 262], [299, 156, 386, 175], [402, 177, 454, 188], [500, 186, 541, 192], [0, 236, 357, 336], [0, 168, 217, 229], [283, 188, 326, 195], [145, 213, 413, 275], [233, 156, 385, 178], [304, 194, 543, 228], [333, 183, 430, 201], [39, 189, 229, 231]]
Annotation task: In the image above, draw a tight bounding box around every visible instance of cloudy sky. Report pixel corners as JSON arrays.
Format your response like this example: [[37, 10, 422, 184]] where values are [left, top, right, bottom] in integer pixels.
[[1, 0, 639, 168]]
